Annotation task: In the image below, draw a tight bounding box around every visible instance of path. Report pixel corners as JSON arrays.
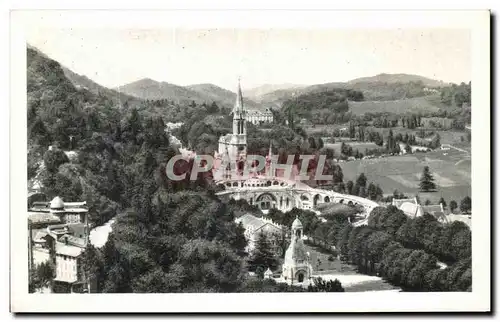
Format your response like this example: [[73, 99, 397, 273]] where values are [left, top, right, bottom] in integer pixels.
[[89, 218, 115, 248], [448, 144, 470, 155], [304, 244, 400, 292]]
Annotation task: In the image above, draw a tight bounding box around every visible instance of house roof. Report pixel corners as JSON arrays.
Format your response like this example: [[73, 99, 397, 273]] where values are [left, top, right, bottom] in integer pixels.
[[55, 242, 84, 257], [422, 204, 443, 214], [236, 214, 282, 232], [392, 198, 417, 208], [447, 214, 472, 227], [65, 201, 87, 208], [28, 212, 61, 225], [399, 202, 424, 218], [58, 234, 87, 248], [33, 231, 48, 242]]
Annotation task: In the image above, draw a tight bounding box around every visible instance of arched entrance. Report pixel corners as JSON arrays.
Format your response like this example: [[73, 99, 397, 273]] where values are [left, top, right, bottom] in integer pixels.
[[297, 272, 305, 283], [256, 193, 277, 210], [313, 194, 320, 207]]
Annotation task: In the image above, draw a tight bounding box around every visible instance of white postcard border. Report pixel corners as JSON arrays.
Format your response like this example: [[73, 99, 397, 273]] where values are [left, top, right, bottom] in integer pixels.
[[10, 9, 491, 313]]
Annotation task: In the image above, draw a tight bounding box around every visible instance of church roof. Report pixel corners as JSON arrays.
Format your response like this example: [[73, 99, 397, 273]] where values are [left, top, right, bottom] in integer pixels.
[[50, 196, 64, 209], [285, 239, 309, 262], [291, 216, 303, 229], [232, 79, 245, 115]]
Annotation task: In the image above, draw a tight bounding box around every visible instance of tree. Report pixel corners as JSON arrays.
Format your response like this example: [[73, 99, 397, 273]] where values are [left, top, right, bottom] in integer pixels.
[[449, 200, 458, 213], [332, 165, 344, 185], [460, 196, 472, 214], [81, 244, 104, 293], [43, 148, 70, 173], [346, 180, 354, 195], [419, 166, 436, 192], [425, 199, 432, 206], [356, 173, 367, 188], [307, 277, 345, 292], [367, 182, 377, 201], [438, 197, 447, 210], [248, 232, 279, 274]]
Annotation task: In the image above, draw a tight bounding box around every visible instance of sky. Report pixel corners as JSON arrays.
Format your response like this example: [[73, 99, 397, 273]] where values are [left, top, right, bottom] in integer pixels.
[[27, 28, 471, 91]]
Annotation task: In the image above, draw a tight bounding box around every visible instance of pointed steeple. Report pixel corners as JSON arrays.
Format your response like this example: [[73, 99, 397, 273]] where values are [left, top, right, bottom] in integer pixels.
[[233, 77, 244, 114]]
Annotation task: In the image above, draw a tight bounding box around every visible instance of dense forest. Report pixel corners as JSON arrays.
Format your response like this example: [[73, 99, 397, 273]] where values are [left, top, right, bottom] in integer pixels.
[[27, 46, 471, 293], [263, 204, 471, 292], [27, 47, 346, 293]]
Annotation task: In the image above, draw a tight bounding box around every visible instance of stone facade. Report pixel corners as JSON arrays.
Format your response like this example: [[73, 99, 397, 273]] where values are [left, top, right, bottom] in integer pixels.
[[281, 217, 313, 284], [218, 80, 247, 163], [247, 109, 273, 125]]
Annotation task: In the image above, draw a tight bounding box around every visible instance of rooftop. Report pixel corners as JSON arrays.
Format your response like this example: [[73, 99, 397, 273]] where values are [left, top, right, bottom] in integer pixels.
[[28, 212, 61, 225], [55, 242, 84, 257], [58, 234, 87, 248], [447, 214, 472, 227], [235, 214, 283, 232]]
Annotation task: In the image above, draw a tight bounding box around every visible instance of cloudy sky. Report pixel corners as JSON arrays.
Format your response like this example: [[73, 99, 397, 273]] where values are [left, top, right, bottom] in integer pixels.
[[27, 28, 471, 91]]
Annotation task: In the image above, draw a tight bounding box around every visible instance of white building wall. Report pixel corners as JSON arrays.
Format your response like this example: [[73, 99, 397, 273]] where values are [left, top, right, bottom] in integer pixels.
[[56, 255, 78, 283]]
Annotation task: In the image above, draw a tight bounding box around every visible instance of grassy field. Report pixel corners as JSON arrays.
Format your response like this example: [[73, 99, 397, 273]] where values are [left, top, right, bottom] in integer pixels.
[[305, 244, 399, 292], [305, 124, 469, 147], [339, 148, 471, 204], [348, 95, 448, 115], [324, 142, 380, 153], [361, 126, 469, 146]]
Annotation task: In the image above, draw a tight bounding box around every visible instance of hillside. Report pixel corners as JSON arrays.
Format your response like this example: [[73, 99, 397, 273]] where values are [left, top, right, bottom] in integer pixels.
[[27, 46, 126, 150], [187, 83, 262, 110], [62, 67, 142, 107], [115, 78, 206, 104], [348, 95, 445, 115], [116, 79, 262, 110], [244, 84, 305, 102], [348, 73, 448, 88], [257, 73, 448, 105]]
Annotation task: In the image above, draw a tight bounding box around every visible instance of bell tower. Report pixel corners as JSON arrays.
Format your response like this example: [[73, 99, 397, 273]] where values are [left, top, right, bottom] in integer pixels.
[[232, 78, 247, 160]]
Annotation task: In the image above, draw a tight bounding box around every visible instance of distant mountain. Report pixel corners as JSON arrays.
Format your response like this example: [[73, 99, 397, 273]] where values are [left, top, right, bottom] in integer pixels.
[[62, 66, 141, 106], [115, 78, 206, 104], [117, 79, 264, 110], [186, 83, 262, 110], [244, 84, 305, 102], [257, 74, 449, 105], [348, 73, 448, 88]]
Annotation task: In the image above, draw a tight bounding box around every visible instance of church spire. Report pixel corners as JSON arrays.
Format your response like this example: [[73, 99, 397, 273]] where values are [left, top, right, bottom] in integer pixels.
[[233, 77, 244, 114]]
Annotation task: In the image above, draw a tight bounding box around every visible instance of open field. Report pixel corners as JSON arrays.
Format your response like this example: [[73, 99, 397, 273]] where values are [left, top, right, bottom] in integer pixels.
[[305, 244, 400, 292], [348, 95, 448, 115], [305, 124, 470, 148], [340, 149, 471, 204], [324, 142, 380, 153]]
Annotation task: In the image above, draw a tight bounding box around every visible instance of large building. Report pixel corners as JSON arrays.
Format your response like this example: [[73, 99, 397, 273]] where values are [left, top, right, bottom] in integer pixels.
[[235, 214, 284, 255], [28, 196, 91, 293], [247, 109, 273, 125], [392, 197, 447, 222]]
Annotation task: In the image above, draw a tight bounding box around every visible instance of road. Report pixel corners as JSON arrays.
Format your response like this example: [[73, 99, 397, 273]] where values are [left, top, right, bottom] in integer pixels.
[[89, 218, 115, 248], [448, 144, 470, 155]]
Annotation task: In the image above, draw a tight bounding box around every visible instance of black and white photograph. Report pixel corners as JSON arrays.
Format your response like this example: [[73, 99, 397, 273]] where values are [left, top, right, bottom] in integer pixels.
[[9, 9, 491, 313]]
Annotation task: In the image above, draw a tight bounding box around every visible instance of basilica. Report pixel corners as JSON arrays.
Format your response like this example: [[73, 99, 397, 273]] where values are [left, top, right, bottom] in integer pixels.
[[217, 79, 247, 163]]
